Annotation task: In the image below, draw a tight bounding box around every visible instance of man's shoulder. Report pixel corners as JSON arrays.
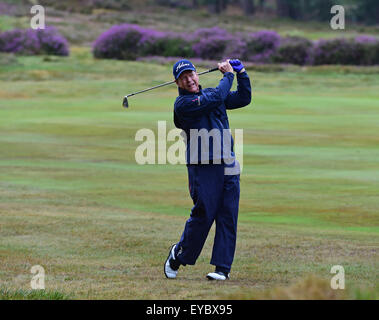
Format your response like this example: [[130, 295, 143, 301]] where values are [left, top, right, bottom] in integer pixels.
[[174, 95, 186, 109], [174, 93, 200, 109]]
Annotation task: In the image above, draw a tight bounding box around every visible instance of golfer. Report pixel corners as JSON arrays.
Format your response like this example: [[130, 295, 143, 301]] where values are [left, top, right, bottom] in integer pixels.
[[164, 58, 251, 280]]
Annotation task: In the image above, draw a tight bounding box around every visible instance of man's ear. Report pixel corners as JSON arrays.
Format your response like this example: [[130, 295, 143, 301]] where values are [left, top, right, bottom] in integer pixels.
[[175, 79, 179, 87]]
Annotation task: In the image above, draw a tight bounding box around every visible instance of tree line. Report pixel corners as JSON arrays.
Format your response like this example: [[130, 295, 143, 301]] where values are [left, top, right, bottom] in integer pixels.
[[157, 0, 378, 25], [28, 0, 379, 25]]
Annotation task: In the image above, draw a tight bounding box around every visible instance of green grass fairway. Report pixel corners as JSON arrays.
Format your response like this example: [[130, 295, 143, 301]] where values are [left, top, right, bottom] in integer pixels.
[[0, 49, 378, 299]]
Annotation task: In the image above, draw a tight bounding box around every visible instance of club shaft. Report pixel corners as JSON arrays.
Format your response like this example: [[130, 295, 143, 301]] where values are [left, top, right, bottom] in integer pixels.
[[126, 80, 175, 98], [125, 67, 218, 99]]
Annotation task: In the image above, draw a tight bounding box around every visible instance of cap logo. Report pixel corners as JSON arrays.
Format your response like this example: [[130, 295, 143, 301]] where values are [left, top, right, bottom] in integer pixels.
[[176, 62, 190, 72]]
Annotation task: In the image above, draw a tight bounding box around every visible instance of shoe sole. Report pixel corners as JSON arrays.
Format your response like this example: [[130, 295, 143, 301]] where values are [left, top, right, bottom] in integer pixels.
[[206, 273, 229, 281], [206, 276, 226, 281], [164, 244, 176, 279]]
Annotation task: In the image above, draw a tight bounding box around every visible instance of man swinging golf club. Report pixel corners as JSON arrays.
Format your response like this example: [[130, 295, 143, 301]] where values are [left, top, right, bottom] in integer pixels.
[[164, 58, 252, 280]]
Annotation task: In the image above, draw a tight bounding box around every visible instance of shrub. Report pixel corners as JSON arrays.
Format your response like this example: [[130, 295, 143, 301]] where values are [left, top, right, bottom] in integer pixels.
[[355, 35, 379, 65], [273, 36, 313, 65], [140, 32, 195, 58], [191, 27, 246, 60], [93, 24, 379, 66], [93, 24, 194, 60], [311, 37, 378, 66], [0, 27, 69, 56], [191, 27, 226, 40], [37, 27, 70, 56], [93, 24, 145, 60], [191, 27, 230, 60], [243, 30, 281, 63]]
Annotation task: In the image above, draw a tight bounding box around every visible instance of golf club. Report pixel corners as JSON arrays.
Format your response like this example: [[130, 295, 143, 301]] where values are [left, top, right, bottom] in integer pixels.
[[123, 67, 219, 108]]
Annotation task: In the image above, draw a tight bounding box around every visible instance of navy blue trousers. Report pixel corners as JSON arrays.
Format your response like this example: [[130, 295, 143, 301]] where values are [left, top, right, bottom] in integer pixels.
[[175, 163, 240, 273]]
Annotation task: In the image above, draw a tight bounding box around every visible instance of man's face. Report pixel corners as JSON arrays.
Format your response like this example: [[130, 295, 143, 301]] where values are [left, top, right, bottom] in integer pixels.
[[176, 70, 199, 93]]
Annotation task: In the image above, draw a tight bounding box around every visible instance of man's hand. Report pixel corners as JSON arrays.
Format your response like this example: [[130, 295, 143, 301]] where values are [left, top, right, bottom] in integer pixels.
[[229, 59, 245, 73], [218, 60, 234, 74]]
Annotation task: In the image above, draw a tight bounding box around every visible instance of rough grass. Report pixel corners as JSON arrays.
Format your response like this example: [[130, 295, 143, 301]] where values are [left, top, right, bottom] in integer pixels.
[[0, 49, 378, 299], [0, 288, 71, 300], [222, 275, 378, 300]]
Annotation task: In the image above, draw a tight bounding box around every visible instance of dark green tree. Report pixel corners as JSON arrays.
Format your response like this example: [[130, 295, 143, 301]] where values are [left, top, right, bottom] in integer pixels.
[[354, 0, 379, 24], [240, 0, 256, 15], [276, 0, 335, 21]]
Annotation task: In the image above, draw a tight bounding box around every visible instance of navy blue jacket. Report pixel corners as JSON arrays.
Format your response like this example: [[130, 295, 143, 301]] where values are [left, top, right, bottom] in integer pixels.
[[174, 71, 251, 164]]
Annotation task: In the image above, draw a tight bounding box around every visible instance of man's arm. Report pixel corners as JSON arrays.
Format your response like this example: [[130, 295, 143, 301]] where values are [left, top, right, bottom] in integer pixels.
[[225, 59, 252, 110], [224, 71, 252, 110]]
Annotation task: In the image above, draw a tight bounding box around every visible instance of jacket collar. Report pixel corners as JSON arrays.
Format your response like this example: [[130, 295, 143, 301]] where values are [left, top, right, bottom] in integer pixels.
[[178, 85, 202, 96]]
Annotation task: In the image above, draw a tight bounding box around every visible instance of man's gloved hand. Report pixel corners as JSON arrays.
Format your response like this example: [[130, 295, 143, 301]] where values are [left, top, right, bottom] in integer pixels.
[[229, 59, 245, 73], [218, 60, 234, 74]]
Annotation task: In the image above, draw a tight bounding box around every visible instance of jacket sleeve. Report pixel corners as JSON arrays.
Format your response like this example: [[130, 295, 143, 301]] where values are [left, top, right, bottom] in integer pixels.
[[174, 72, 234, 119], [224, 71, 252, 110]]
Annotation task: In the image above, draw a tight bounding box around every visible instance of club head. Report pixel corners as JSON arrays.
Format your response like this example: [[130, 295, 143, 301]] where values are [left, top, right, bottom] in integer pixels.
[[123, 96, 129, 108]]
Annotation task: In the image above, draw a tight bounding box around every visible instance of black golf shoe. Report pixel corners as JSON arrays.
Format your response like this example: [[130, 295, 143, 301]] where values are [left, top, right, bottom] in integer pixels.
[[164, 244, 180, 279], [206, 271, 230, 281]]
